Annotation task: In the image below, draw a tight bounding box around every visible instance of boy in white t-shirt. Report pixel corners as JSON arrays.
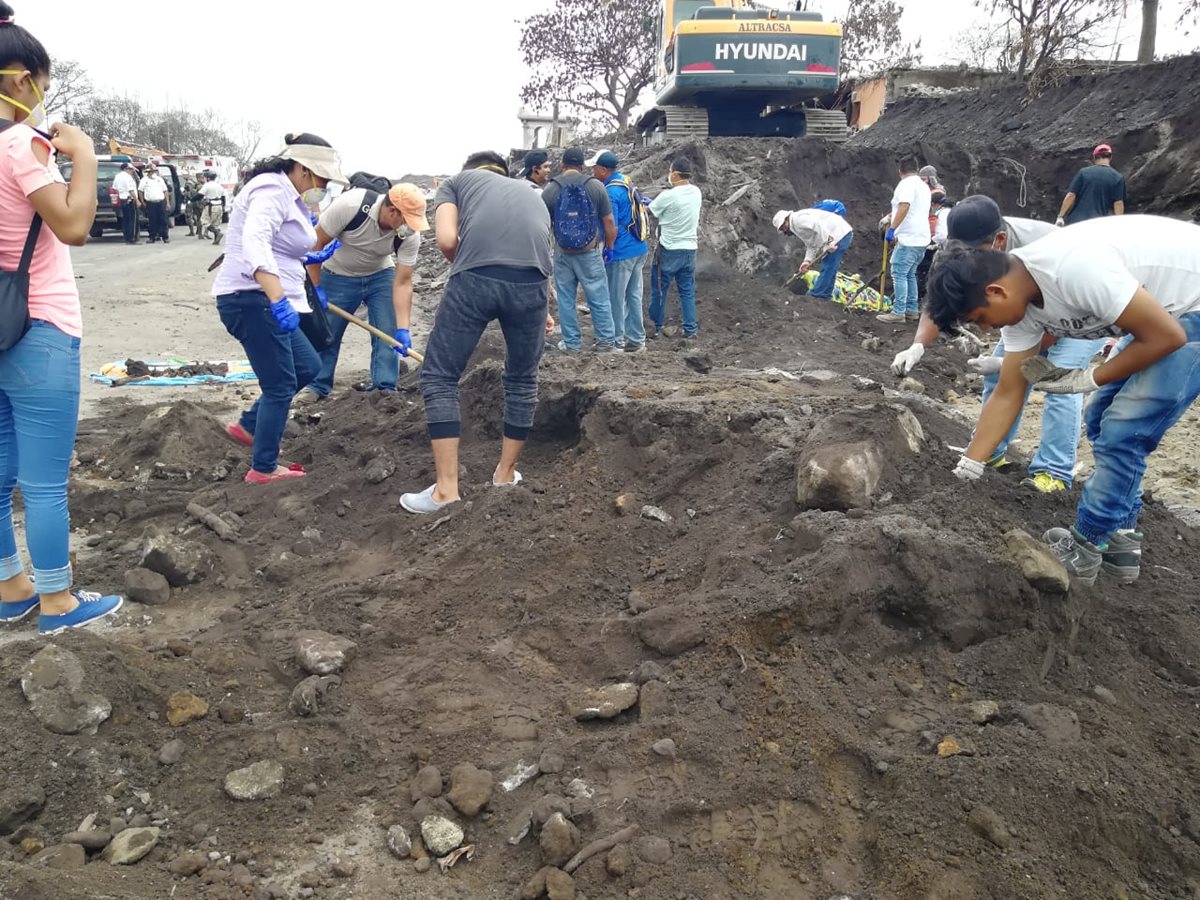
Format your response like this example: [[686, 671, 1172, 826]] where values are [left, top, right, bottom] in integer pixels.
[[925, 214, 1200, 584], [877, 157, 932, 324]]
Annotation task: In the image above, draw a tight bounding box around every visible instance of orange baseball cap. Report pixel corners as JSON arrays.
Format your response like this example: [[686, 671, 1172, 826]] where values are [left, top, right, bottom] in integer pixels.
[[388, 183, 430, 232]]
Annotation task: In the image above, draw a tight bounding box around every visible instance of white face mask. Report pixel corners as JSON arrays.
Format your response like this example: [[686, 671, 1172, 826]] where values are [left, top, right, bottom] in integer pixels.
[[0, 70, 46, 130], [300, 169, 327, 207]]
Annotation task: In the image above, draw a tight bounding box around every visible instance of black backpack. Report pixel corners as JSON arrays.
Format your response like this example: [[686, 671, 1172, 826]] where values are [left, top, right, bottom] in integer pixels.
[[348, 171, 392, 194], [341, 188, 411, 255]]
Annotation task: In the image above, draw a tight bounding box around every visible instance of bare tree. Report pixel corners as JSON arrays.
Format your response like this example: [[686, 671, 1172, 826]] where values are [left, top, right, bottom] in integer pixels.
[[45, 58, 93, 119], [839, 0, 919, 75], [975, 0, 1123, 83], [1138, 0, 1158, 62], [518, 0, 657, 130]]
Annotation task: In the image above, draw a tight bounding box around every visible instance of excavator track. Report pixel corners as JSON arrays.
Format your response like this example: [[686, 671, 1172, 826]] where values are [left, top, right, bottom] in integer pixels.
[[802, 108, 850, 142], [661, 107, 711, 140]]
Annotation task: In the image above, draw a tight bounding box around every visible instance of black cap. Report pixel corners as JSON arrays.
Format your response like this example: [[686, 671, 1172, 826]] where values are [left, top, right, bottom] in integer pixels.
[[947, 194, 1004, 246], [671, 156, 693, 176], [562, 147, 586, 167], [522, 150, 548, 176]]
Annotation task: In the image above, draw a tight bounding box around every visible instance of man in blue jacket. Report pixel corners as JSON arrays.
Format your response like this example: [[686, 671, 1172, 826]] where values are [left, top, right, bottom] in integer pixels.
[[590, 150, 650, 353]]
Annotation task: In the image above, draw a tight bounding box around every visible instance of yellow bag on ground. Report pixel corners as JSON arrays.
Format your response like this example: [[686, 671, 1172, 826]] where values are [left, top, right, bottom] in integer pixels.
[[801, 270, 892, 313]]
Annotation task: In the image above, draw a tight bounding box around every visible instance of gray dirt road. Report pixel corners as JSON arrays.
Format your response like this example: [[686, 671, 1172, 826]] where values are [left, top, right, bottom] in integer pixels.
[[72, 231, 380, 417]]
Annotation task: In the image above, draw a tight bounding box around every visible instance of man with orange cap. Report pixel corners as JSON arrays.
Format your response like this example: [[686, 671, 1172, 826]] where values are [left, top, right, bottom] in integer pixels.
[[1056, 143, 1126, 227], [298, 182, 430, 403]]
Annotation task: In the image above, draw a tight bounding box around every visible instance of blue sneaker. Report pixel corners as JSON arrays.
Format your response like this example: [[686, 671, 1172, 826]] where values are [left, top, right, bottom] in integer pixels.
[[0, 595, 39, 623], [38, 592, 124, 636]]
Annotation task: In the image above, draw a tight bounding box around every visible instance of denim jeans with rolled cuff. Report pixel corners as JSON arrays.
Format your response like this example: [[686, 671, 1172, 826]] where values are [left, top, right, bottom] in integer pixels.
[[308, 268, 398, 397], [553, 248, 615, 349], [648, 248, 698, 336]]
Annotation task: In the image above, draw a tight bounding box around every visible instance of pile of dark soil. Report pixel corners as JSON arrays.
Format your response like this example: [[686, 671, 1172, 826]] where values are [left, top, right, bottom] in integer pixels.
[[2, 261, 1198, 900]]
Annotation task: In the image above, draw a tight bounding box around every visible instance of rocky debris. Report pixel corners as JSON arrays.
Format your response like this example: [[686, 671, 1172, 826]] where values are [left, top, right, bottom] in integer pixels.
[[168, 850, 208, 876], [796, 442, 883, 512], [364, 450, 396, 484], [330, 856, 357, 878], [606, 844, 632, 877], [545, 867, 576, 899], [447, 763, 495, 817], [101, 827, 160, 865], [224, 760, 284, 801], [937, 737, 975, 757], [30, 843, 86, 869], [613, 493, 634, 515], [638, 681, 673, 721], [521, 867, 552, 900], [414, 856, 432, 873], [289, 674, 341, 716], [386, 825, 412, 860], [1019, 703, 1081, 744], [158, 739, 186, 766], [683, 352, 713, 374], [568, 683, 639, 721], [294, 630, 358, 676], [652, 738, 677, 758], [861, 336, 881, 351], [898, 376, 925, 394], [968, 701, 1001, 724], [626, 590, 653, 615], [640, 504, 673, 523], [61, 829, 111, 851], [532, 794, 572, 827], [967, 805, 1013, 849], [635, 606, 705, 656], [411, 765, 444, 801], [540, 812, 582, 868], [1093, 685, 1119, 705], [1003, 529, 1070, 593], [217, 701, 245, 724], [140, 532, 213, 586], [635, 835, 672, 864], [19, 645, 112, 735], [501, 760, 540, 793], [420, 815, 464, 856], [166, 690, 209, 727], [0, 784, 45, 835], [506, 808, 534, 845], [538, 750, 565, 775], [124, 567, 170, 605]]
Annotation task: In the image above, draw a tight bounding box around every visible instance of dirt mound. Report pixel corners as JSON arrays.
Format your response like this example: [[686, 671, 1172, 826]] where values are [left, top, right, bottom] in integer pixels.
[[4, 272, 1192, 899]]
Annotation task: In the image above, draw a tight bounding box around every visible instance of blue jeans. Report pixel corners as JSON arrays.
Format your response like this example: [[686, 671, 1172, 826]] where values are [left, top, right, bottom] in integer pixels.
[[419, 267, 548, 440], [649, 248, 698, 336], [217, 291, 322, 473], [607, 254, 647, 346], [980, 337, 1108, 484], [0, 321, 80, 592], [1075, 313, 1200, 544], [308, 268, 398, 397], [554, 249, 615, 349], [889, 244, 924, 315], [810, 232, 853, 299]]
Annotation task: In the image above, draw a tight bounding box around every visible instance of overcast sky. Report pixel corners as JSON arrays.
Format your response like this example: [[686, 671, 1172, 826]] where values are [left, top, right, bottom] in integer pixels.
[[19, 0, 1199, 176]]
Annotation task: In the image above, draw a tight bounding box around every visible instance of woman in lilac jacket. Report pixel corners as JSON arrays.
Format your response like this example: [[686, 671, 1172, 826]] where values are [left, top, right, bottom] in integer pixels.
[[212, 133, 347, 484]]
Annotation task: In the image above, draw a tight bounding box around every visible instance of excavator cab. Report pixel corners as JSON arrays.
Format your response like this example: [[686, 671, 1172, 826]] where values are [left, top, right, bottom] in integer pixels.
[[638, 0, 846, 141]]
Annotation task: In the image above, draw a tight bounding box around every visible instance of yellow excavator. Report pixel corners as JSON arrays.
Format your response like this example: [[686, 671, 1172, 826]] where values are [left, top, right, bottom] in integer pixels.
[[637, 0, 846, 141]]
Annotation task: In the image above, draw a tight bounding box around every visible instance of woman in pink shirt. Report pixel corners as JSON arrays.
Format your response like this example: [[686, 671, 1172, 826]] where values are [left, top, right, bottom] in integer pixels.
[[212, 133, 347, 483], [0, 3, 122, 633]]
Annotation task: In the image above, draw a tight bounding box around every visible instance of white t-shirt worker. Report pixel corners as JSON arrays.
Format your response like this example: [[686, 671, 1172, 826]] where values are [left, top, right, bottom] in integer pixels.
[[891, 174, 932, 247]]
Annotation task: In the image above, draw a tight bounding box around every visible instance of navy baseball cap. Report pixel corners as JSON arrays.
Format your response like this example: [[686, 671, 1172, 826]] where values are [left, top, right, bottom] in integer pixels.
[[586, 149, 620, 169], [562, 147, 586, 167], [947, 195, 1004, 246]]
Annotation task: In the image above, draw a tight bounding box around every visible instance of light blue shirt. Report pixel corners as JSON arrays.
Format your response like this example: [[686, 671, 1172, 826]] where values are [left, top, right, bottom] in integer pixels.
[[648, 183, 702, 251]]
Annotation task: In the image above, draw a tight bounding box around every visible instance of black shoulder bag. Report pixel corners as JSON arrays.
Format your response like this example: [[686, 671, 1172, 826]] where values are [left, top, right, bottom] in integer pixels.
[[299, 275, 335, 351], [0, 212, 42, 351]]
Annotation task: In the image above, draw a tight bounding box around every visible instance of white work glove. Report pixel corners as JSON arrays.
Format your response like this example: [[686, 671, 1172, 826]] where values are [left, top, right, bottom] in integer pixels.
[[891, 343, 925, 376], [953, 456, 986, 481], [1021, 356, 1100, 394], [967, 355, 1004, 375], [1054, 217, 1065, 227]]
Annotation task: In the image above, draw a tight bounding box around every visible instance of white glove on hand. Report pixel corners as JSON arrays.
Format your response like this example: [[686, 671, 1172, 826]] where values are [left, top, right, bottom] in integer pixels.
[[1021, 356, 1099, 394], [891, 343, 925, 376], [953, 456, 986, 481], [1055, 217, 1065, 227], [967, 355, 1004, 375]]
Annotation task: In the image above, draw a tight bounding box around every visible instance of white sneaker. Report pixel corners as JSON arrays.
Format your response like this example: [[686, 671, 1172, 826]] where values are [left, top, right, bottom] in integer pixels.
[[492, 469, 523, 487], [399, 485, 459, 515]]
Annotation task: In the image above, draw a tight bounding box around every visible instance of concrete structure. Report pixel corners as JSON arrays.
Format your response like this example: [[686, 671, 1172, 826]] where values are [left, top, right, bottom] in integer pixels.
[[519, 108, 580, 149]]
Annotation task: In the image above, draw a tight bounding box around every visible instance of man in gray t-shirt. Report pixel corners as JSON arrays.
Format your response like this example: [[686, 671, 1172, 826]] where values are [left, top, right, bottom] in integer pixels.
[[400, 151, 553, 516], [539, 147, 618, 352], [299, 183, 429, 402]]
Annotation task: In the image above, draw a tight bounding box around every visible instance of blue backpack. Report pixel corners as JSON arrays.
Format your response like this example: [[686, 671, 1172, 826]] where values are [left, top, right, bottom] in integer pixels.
[[552, 177, 599, 250], [813, 198, 847, 217]]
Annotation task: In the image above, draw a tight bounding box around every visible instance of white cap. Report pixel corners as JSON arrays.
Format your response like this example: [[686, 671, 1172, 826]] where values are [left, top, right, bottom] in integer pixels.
[[772, 210, 790, 231], [584, 148, 612, 167]]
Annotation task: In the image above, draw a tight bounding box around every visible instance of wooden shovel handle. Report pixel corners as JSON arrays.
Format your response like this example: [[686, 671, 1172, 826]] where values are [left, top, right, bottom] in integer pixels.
[[325, 304, 424, 364]]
